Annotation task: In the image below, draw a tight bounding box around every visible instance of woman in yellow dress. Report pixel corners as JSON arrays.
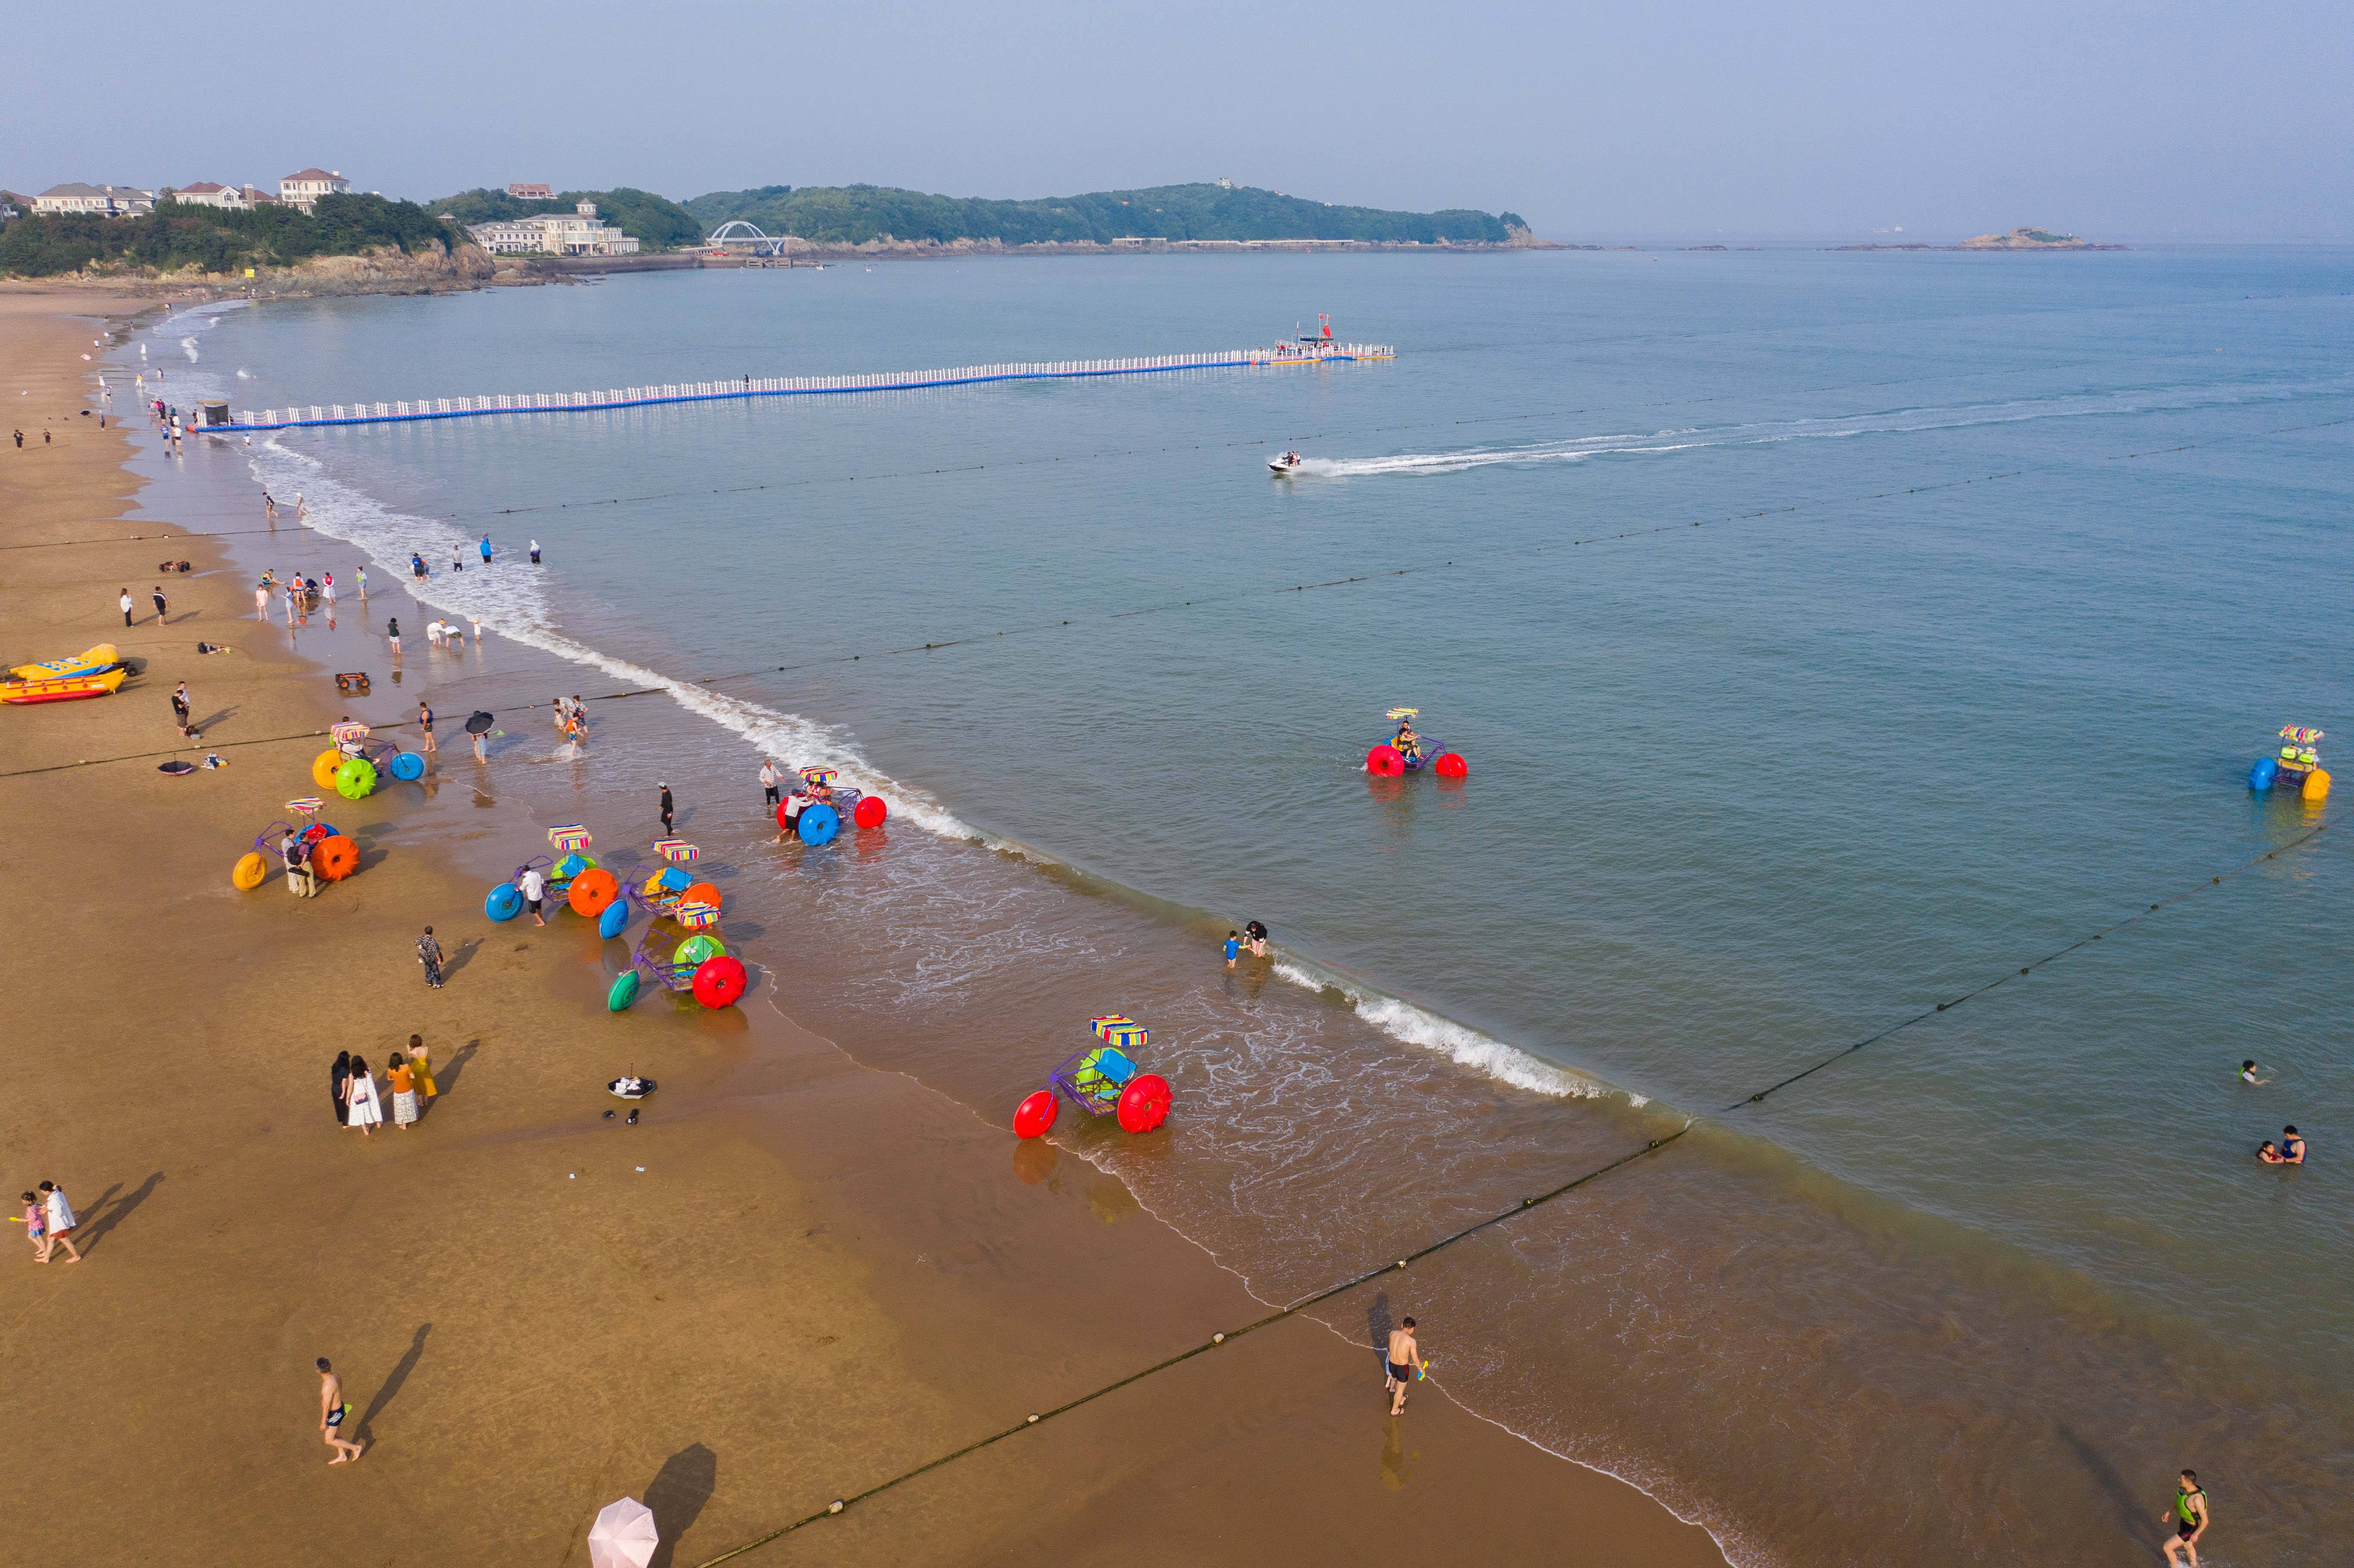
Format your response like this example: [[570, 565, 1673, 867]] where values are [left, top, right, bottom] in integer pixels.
[[405, 1033, 439, 1100]]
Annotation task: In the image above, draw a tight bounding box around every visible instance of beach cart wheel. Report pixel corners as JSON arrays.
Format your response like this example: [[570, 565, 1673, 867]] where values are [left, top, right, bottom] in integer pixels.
[[568, 868, 621, 917], [1013, 1089, 1059, 1139], [598, 898, 631, 940], [334, 756, 377, 800], [1116, 1073, 1172, 1134], [1434, 752, 1468, 778], [388, 750, 425, 781], [485, 883, 524, 921], [312, 835, 360, 881], [311, 748, 344, 790], [608, 970, 641, 1011], [854, 794, 889, 829], [232, 851, 268, 891], [691, 954, 747, 1008], [1365, 746, 1404, 777], [797, 803, 840, 845]]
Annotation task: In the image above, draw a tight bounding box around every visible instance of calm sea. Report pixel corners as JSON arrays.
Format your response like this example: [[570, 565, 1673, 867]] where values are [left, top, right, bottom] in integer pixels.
[[156, 247, 2351, 1564]]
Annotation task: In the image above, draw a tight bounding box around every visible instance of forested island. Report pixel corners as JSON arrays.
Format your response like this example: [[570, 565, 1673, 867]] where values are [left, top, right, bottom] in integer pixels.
[[0, 193, 451, 279]]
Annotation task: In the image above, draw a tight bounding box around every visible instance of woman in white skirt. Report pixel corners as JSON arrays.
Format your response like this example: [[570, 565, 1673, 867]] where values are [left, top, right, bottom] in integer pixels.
[[343, 1056, 385, 1136], [386, 1051, 420, 1129]]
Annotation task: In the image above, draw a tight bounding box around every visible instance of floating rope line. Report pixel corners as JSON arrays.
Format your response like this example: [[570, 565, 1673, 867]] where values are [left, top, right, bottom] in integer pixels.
[[681, 818, 2336, 1566]]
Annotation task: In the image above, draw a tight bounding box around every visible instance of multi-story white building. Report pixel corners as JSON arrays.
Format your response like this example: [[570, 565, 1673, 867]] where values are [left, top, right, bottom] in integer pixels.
[[506, 182, 555, 200], [277, 168, 351, 213], [168, 182, 248, 210], [465, 201, 640, 257], [33, 183, 156, 217]]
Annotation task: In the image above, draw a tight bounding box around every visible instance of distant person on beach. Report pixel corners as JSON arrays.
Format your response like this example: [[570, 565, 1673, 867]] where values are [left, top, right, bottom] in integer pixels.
[[171, 682, 193, 739], [2161, 1469, 2208, 1564], [153, 585, 169, 623], [343, 1056, 383, 1136], [120, 588, 134, 627], [263, 491, 278, 520], [529, 538, 541, 564], [1246, 920, 1268, 958], [2239, 1060, 2270, 1085], [760, 760, 782, 809], [407, 1035, 439, 1103], [417, 703, 435, 765], [387, 1052, 419, 1129], [1224, 931, 1240, 970], [37, 1182, 80, 1263], [296, 493, 308, 520], [282, 828, 316, 896], [519, 864, 547, 927], [255, 582, 271, 619], [331, 1051, 351, 1126], [779, 783, 807, 841], [321, 571, 335, 605], [471, 726, 486, 763], [317, 1359, 363, 1463], [21, 1191, 48, 1262], [355, 567, 367, 600], [480, 535, 493, 565], [1385, 1317, 1424, 1416], [659, 784, 674, 837], [411, 553, 426, 582], [416, 927, 445, 989], [451, 549, 464, 574]]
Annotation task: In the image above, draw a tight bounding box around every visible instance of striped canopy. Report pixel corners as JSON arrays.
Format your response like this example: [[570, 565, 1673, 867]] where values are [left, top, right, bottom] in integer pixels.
[[652, 838, 698, 864], [286, 796, 323, 815], [673, 898, 721, 930], [329, 722, 371, 744], [1090, 1014, 1149, 1053], [798, 766, 838, 785], [548, 823, 593, 851], [1386, 707, 1419, 721], [2279, 726, 2325, 744]]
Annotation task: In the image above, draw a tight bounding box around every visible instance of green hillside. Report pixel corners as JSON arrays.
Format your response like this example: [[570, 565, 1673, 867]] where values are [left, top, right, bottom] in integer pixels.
[[683, 183, 1525, 246], [423, 187, 703, 251], [0, 193, 446, 278]]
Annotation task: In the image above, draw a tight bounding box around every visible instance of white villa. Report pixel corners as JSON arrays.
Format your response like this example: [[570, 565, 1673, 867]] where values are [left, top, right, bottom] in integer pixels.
[[169, 181, 248, 210], [33, 183, 155, 217], [278, 168, 351, 213], [465, 201, 640, 257]]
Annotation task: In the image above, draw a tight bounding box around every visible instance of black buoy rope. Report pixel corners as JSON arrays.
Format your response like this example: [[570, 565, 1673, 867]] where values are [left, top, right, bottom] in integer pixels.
[[679, 821, 2332, 1566]]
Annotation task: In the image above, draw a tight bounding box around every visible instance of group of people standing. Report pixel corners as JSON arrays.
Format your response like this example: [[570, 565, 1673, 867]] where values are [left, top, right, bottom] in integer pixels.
[[332, 1038, 439, 1135], [17, 1181, 80, 1263], [553, 694, 589, 750]]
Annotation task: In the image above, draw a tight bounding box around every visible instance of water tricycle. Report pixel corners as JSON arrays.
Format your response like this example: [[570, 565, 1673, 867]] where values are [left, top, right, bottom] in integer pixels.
[[3, 643, 127, 703], [309, 722, 423, 801], [1364, 707, 1467, 778], [1012, 1015, 1173, 1139], [607, 899, 744, 1011], [2250, 725, 2330, 801], [231, 796, 358, 890], [779, 766, 889, 846]]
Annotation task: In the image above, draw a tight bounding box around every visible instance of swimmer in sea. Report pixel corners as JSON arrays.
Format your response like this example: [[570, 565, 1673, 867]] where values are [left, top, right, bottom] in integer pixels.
[[2239, 1060, 2270, 1085], [2279, 1126, 2306, 1164], [2257, 1141, 2282, 1164]]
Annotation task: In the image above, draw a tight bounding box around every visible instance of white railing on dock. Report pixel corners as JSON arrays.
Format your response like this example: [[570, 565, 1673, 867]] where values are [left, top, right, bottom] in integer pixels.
[[220, 345, 1397, 432]]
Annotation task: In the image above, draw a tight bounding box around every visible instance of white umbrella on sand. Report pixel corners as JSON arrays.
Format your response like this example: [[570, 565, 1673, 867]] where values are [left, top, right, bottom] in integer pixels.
[[587, 1496, 659, 1568]]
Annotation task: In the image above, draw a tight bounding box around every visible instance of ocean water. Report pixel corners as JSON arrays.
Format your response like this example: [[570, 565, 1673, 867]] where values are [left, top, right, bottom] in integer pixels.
[[150, 249, 2351, 1564]]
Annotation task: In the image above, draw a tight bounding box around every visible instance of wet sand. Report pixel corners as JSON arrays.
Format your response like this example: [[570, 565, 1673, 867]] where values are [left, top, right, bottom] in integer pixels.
[[0, 291, 1726, 1567]]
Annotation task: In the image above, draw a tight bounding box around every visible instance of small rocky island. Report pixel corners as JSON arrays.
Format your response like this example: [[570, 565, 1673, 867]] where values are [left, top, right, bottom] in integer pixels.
[[1835, 226, 2125, 252]]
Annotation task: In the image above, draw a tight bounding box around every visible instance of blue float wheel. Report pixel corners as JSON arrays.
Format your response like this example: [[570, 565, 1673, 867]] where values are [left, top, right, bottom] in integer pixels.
[[2249, 756, 2279, 790], [388, 751, 425, 781], [607, 970, 641, 1011], [798, 803, 841, 846], [598, 898, 630, 940], [485, 883, 524, 921]]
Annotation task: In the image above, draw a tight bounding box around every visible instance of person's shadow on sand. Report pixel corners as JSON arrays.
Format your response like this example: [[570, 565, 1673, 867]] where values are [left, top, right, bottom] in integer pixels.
[[421, 1043, 479, 1115], [644, 1443, 718, 1568], [190, 706, 234, 734], [356, 1323, 431, 1448], [76, 1171, 164, 1255], [438, 939, 483, 980]]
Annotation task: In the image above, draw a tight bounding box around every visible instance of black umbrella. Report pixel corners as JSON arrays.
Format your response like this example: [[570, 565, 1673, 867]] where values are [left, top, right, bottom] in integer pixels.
[[464, 710, 495, 735]]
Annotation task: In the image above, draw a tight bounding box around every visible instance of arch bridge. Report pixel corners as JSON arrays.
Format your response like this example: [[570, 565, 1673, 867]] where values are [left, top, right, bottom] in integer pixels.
[[705, 221, 794, 257]]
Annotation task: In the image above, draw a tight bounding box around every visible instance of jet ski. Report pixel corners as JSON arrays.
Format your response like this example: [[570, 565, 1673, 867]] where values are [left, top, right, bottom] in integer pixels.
[[1268, 451, 1305, 473]]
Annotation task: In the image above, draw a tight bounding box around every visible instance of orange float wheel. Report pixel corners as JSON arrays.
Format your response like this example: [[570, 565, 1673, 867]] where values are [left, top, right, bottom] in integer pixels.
[[679, 880, 722, 912], [567, 867, 621, 917], [232, 851, 268, 890], [311, 748, 343, 790], [311, 835, 360, 881]]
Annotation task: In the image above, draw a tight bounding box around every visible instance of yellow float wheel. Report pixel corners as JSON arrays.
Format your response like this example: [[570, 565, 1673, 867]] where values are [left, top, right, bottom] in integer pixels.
[[2303, 767, 2331, 802], [311, 748, 343, 790], [231, 851, 268, 890]]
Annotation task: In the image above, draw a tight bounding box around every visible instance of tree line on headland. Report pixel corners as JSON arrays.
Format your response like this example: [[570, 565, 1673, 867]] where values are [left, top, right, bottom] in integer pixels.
[[0, 180, 1528, 277]]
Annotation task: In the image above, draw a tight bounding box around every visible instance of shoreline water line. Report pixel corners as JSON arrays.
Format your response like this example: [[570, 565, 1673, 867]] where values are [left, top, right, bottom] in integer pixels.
[[213, 345, 1398, 432]]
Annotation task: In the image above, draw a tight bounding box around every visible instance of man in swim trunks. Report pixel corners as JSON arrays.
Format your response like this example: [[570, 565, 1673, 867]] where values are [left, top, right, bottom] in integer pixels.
[[2160, 1468, 2206, 1563], [317, 1358, 363, 1463], [1386, 1317, 1425, 1416]]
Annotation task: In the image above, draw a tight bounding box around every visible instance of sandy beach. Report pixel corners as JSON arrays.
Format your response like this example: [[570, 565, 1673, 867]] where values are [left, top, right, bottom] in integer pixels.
[[0, 289, 1727, 1567]]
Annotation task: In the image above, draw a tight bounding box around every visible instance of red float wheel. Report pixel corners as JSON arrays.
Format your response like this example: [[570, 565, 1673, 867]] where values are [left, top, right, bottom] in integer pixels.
[[1116, 1073, 1172, 1134], [568, 867, 622, 917], [1366, 746, 1405, 777], [692, 954, 747, 1008], [853, 794, 888, 829], [1013, 1089, 1058, 1139], [311, 835, 360, 881], [1434, 752, 1468, 778], [775, 799, 794, 831]]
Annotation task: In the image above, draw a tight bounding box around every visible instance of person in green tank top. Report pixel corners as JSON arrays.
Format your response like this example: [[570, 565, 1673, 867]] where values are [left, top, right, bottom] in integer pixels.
[[2160, 1468, 2208, 1564]]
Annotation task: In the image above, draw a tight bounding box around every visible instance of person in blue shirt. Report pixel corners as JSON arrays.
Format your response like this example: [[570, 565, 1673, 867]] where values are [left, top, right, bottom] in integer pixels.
[[479, 535, 493, 565], [1224, 931, 1240, 969]]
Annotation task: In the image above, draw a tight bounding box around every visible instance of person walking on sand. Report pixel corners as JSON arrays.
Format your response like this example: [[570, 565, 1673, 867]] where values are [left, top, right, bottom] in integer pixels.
[[2161, 1469, 2208, 1564], [387, 1052, 420, 1130], [263, 490, 278, 521], [331, 1050, 352, 1126], [152, 585, 170, 624], [317, 1359, 363, 1463], [343, 1056, 383, 1135], [417, 702, 436, 767], [519, 863, 547, 927], [120, 588, 135, 628], [658, 783, 674, 837], [406, 1035, 439, 1102], [321, 571, 335, 606], [37, 1182, 80, 1263], [471, 725, 486, 764], [295, 493, 308, 520], [760, 759, 782, 810], [255, 582, 271, 620], [1385, 1317, 1425, 1416], [355, 566, 367, 601], [21, 1191, 48, 1262], [416, 927, 445, 989]]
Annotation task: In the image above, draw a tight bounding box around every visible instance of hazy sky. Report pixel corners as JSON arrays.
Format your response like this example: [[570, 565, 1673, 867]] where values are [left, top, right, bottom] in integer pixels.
[[9, 0, 2349, 240]]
